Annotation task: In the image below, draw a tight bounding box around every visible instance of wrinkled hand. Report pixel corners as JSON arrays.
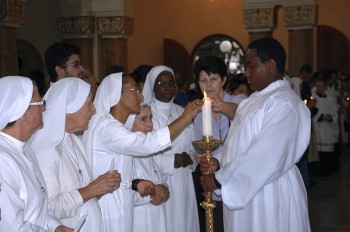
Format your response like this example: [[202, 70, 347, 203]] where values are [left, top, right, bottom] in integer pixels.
[[137, 180, 155, 197], [200, 156, 219, 174], [81, 170, 121, 201], [174, 152, 193, 168], [54, 225, 73, 232], [200, 174, 218, 192], [150, 184, 170, 205], [181, 100, 203, 121]]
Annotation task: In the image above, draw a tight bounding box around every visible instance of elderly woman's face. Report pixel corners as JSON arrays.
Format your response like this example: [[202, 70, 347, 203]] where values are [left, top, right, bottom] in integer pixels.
[[153, 71, 176, 103], [66, 91, 96, 133], [132, 106, 153, 134], [198, 71, 226, 100]]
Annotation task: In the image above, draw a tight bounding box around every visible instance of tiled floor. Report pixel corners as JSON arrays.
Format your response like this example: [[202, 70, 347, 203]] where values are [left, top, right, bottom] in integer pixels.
[[308, 146, 350, 232]]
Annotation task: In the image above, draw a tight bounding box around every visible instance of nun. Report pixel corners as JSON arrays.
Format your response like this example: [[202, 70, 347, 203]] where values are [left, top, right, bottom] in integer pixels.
[[142, 65, 200, 232], [0, 76, 69, 231], [82, 73, 201, 232], [28, 78, 121, 231]]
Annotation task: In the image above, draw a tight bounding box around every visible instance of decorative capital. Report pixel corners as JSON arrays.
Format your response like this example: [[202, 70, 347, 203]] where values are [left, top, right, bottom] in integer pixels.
[[57, 16, 95, 38], [284, 5, 317, 30], [0, 0, 26, 27], [243, 8, 275, 33], [97, 16, 133, 38]]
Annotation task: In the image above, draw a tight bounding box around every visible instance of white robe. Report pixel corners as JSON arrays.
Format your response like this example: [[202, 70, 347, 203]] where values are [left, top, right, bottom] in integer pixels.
[[150, 99, 200, 232], [215, 79, 311, 232], [40, 134, 103, 231], [133, 141, 167, 232], [90, 114, 171, 232], [0, 133, 60, 231], [313, 93, 339, 152]]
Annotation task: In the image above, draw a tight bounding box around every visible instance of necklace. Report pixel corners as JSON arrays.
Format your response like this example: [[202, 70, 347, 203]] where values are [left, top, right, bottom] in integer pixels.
[[150, 158, 159, 181], [23, 148, 47, 197], [68, 136, 83, 183]]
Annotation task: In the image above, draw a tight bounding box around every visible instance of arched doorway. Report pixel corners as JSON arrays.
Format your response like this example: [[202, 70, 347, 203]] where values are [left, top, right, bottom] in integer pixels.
[[318, 25, 350, 75]]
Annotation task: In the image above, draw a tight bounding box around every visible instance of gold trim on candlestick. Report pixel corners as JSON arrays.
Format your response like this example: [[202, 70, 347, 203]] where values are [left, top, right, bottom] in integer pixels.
[[193, 136, 221, 232]]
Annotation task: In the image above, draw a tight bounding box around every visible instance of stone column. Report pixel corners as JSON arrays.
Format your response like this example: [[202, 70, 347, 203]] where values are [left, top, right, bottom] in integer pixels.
[[97, 16, 133, 78], [57, 16, 95, 73], [243, 8, 275, 43], [284, 4, 316, 76], [0, 0, 26, 76]]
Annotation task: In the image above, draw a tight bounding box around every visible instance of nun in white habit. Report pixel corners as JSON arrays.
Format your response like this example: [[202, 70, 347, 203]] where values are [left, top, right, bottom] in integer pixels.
[[142, 65, 200, 232], [27, 78, 120, 231], [0, 76, 66, 231], [82, 73, 201, 232]]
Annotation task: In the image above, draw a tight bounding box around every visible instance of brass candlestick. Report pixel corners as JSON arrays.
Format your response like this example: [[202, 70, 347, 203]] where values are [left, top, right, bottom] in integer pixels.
[[193, 135, 221, 232]]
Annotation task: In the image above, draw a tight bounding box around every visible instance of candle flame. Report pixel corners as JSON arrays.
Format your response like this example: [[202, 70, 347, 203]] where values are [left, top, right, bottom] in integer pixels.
[[203, 91, 207, 99], [310, 96, 314, 100]]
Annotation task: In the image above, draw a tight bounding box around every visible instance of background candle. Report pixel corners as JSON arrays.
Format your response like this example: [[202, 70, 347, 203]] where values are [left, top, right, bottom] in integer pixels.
[[202, 91, 213, 136]]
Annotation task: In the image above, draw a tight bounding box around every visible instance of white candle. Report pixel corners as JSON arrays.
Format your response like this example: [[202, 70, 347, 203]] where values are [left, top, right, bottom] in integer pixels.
[[202, 91, 213, 136]]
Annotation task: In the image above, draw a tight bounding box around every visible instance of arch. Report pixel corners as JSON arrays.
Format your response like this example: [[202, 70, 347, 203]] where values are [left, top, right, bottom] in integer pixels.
[[16, 39, 45, 76], [191, 34, 245, 77], [317, 25, 350, 75]]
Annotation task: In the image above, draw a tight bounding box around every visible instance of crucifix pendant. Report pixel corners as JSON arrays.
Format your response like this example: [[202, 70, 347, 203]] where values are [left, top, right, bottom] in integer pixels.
[[79, 169, 83, 177]]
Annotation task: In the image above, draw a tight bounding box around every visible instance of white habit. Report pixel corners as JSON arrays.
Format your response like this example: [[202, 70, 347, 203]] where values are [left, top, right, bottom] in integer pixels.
[[215, 79, 311, 231], [132, 137, 167, 232], [91, 114, 170, 232], [150, 99, 199, 232], [0, 133, 60, 231], [142, 65, 199, 232]]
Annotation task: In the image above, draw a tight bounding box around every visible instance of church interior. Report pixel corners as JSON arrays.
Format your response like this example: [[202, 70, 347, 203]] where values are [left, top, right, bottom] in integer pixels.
[[0, 0, 350, 231]]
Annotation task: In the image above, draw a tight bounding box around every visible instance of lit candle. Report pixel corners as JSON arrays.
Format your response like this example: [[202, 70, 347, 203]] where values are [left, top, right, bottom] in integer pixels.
[[202, 91, 213, 136], [304, 99, 307, 105]]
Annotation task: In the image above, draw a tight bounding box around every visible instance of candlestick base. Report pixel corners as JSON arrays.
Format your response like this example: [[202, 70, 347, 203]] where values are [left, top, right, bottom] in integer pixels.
[[193, 136, 221, 232]]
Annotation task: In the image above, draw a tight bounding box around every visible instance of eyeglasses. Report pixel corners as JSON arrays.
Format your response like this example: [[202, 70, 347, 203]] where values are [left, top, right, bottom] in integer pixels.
[[61, 61, 82, 69], [156, 81, 177, 88], [29, 99, 46, 108], [123, 88, 140, 94]]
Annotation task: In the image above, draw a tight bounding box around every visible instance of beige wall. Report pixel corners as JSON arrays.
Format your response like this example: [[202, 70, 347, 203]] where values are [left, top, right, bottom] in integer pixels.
[[16, 0, 350, 77]]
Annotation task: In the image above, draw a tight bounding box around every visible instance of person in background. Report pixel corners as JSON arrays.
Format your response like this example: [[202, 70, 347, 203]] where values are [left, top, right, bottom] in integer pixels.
[[130, 64, 154, 93], [28, 78, 121, 231], [200, 38, 311, 232], [82, 73, 201, 232], [26, 68, 50, 97], [142, 65, 200, 232], [45, 42, 85, 83], [173, 72, 190, 107], [0, 76, 71, 232], [226, 73, 250, 96], [290, 64, 313, 98], [192, 56, 246, 232]]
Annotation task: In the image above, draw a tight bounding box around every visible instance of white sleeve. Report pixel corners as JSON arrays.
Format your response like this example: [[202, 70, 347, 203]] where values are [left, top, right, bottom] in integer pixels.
[[42, 162, 84, 219]]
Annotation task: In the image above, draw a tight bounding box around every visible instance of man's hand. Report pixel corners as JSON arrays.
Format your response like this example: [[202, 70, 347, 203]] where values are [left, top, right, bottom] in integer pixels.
[[200, 156, 219, 174], [200, 174, 219, 192], [174, 152, 193, 168]]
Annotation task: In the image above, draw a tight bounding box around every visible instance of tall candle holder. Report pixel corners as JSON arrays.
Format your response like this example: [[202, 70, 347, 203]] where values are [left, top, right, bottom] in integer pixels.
[[193, 135, 221, 232]]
